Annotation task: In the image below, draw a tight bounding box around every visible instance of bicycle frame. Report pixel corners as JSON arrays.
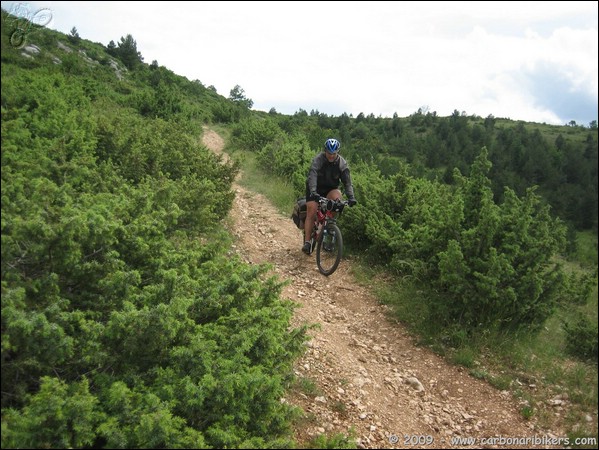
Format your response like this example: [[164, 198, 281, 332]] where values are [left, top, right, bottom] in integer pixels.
[[311, 199, 344, 242]]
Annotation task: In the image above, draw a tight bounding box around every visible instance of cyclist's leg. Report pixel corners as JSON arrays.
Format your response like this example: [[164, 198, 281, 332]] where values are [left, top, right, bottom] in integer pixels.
[[303, 184, 318, 253], [304, 200, 317, 240], [325, 189, 343, 219]]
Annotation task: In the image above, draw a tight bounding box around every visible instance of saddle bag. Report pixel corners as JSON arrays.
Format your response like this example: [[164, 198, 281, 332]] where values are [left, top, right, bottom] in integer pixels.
[[291, 197, 307, 229]]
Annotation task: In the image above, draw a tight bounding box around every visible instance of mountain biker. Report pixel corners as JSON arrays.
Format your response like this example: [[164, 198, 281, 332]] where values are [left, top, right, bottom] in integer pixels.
[[303, 138, 357, 254]]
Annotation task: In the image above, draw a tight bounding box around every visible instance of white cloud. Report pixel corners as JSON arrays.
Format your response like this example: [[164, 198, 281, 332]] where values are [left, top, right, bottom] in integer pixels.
[[2, 0, 597, 124]]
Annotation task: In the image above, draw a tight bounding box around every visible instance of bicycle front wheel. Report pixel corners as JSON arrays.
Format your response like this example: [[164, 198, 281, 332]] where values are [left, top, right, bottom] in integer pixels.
[[316, 223, 343, 276]]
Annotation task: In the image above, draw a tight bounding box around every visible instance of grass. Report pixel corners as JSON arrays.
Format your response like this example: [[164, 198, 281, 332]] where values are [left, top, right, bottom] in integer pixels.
[[291, 375, 323, 398], [452, 346, 477, 368], [573, 230, 599, 267], [229, 149, 298, 216], [306, 431, 357, 449]]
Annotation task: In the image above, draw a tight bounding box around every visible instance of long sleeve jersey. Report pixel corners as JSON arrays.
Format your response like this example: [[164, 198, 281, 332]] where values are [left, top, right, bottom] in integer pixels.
[[307, 152, 355, 199]]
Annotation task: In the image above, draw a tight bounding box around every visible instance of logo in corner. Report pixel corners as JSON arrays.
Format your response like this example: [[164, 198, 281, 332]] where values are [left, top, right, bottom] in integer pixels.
[[5, 3, 53, 49]]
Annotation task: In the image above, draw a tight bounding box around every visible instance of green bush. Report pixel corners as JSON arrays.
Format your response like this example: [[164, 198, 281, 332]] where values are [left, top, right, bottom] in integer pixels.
[[1, 27, 306, 448], [563, 313, 598, 361]]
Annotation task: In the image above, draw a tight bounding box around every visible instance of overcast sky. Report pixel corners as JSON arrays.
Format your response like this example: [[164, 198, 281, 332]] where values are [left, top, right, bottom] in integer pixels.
[[2, 1, 597, 126]]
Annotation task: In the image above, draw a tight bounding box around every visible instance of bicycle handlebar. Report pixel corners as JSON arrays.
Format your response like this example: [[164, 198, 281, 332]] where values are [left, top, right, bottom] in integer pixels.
[[318, 197, 348, 213]]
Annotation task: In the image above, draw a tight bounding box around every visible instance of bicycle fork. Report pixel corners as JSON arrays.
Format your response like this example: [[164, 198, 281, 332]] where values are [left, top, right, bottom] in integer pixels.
[[312, 219, 336, 250]]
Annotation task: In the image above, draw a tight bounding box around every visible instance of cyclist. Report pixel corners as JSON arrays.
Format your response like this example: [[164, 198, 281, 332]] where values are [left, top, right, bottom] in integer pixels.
[[303, 138, 357, 254]]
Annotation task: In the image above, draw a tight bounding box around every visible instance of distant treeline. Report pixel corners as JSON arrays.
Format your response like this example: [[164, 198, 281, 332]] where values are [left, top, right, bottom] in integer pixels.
[[265, 108, 598, 234]]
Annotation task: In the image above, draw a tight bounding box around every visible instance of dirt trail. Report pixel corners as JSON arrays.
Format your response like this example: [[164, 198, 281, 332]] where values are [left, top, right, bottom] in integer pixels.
[[202, 127, 565, 449]]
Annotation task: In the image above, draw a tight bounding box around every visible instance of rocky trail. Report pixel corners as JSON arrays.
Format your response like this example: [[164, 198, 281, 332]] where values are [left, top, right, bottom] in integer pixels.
[[202, 127, 566, 449]]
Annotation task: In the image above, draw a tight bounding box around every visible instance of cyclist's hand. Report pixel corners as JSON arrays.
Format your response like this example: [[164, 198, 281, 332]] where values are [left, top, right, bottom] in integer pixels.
[[310, 192, 321, 201], [348, 198, 357, 207]]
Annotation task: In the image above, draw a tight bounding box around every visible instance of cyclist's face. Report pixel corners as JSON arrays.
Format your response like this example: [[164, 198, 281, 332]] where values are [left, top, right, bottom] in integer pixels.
[[325, 151, 337, 162]]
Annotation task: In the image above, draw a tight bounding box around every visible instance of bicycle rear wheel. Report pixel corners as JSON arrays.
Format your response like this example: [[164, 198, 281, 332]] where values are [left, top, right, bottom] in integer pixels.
[[316, 223, 343, 276]]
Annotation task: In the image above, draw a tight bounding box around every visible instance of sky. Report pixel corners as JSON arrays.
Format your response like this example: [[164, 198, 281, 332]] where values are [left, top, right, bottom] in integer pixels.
[[2, 1, 597, 126]]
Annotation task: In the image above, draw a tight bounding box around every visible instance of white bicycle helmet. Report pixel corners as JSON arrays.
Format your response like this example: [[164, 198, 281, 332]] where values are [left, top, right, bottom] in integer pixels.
[[324, 138, 341, 154]]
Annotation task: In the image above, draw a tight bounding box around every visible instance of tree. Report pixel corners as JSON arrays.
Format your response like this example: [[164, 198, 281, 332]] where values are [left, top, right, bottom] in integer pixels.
[[484, 114, 495, 130], [106, 40, 117, 56], [68, 27, 80, 44], [434, 148, 577, 330], [114, 34, 144, 70], [229, 84, 253, 109]]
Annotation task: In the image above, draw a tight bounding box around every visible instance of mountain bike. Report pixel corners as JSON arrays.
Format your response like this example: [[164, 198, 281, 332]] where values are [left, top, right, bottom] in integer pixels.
[[305, 196, 349, 276]]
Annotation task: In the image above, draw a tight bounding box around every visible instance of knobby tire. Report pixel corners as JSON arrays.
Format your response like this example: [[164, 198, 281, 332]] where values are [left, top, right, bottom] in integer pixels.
[[316, 223, 343, 276]]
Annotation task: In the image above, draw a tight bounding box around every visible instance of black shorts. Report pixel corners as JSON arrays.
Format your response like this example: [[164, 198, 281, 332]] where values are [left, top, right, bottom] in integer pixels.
[[305, 183, 334, 201]]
